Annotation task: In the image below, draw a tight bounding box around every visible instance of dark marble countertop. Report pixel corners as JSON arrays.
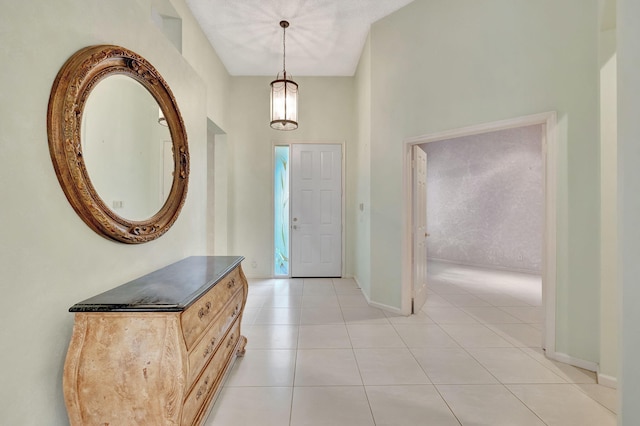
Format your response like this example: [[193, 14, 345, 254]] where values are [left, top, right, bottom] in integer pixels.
[[69, 256, 244, 313]]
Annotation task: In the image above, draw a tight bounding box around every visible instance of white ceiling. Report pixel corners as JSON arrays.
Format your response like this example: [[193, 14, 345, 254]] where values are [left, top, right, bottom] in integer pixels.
[[185, 0, 415, 76]]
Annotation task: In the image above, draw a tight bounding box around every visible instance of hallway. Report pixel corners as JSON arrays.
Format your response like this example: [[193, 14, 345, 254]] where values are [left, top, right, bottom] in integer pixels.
[[205, 262, 616, 425]]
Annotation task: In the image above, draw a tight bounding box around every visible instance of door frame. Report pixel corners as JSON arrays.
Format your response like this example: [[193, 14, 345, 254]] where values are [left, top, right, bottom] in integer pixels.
[[271, 140, 346, 278], [401, 111, 557, 355]]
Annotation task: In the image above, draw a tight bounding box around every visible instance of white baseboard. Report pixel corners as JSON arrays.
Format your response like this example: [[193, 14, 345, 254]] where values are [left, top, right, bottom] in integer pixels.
[[597, 373, 618, 389], [546, 350, 599, 372], [359, 286, 404, 315], [368, 299, 404, 315], [245, 274, 274, 280], [352, 275, 363, 289], [428, 257, 541, 276]]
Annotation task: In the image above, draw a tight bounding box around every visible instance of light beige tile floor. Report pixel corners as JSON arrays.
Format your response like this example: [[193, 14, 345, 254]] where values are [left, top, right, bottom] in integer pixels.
[[205, 261, 617, 426]]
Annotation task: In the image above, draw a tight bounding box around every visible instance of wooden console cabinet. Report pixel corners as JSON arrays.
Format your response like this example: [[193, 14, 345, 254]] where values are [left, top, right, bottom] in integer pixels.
[[63, 256, 248, 425]]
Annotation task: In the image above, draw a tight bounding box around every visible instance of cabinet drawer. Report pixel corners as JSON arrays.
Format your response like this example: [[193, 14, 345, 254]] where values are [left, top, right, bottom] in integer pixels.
[[186, 292, 243, 388], [182, 322, 241, 426], [182, 267, 242, 349]]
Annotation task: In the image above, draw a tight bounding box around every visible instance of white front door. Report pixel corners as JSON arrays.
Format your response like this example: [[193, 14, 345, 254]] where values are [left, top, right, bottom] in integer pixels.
[[412, 145, 428, 312], [290, 144, 342, 277]]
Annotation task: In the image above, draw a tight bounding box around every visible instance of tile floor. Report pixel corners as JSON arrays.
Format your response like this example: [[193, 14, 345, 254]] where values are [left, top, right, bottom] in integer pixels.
[[204, 261, 617, 425]]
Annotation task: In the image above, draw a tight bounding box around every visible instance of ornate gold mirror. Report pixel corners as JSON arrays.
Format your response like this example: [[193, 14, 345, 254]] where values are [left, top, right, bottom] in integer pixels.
[[47, 45, 189, 243]]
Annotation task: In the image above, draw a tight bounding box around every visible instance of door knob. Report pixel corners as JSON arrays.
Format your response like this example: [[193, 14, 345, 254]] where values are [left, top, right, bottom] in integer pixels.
[[425, 232, 430, 237], [293, 225, 298, 230]]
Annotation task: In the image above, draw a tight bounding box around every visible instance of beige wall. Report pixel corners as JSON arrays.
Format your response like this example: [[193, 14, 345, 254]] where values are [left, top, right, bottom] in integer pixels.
[[0, 0, 224, 423], [354, 34, 372, 294], [599, 27, 618, 383], [362, 0, 601, 362], [212, 132, 230, 254], [1, 0, 633, 423], [169, 0, 230, 131], [225, 76, 356, 278], [618, 0, 640, 421], [0, 3, 358, 421]]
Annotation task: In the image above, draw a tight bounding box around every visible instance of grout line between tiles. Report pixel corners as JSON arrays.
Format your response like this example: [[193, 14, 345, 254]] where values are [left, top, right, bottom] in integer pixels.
[[502, 384, 552, 426], [220, 270, 614, 425], [570, 383, 619, 415]]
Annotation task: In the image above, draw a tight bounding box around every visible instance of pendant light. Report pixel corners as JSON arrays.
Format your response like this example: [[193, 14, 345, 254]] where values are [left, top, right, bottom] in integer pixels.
[[270, 20, 298, 131], [158, 107, 168, 126]]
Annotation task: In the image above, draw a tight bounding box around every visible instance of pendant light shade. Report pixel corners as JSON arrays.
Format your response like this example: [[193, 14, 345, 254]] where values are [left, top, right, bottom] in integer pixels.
[[270, 20, 298, 131]]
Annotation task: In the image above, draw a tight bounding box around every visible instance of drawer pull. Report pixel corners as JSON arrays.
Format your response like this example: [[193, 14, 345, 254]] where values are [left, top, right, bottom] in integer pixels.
[[202, 337, 217, 359], [226, 334, 235, 348], [227, 277, 237, 289], [198, 301, 212, 319], [196, 376, 210, 400], [231, 304, 240, 318]]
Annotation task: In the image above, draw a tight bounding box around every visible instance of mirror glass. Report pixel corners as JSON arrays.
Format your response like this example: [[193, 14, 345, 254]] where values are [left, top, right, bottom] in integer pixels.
[[81, 75, 173, 221]]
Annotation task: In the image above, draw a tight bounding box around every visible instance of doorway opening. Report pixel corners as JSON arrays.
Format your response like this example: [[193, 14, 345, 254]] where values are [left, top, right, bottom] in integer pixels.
[[402, 112, 557, 354], [206, 118, 227, 255]]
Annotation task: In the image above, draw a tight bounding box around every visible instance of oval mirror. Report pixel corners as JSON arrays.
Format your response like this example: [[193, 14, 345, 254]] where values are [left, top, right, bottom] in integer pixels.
[[47, 45, 189, 243]]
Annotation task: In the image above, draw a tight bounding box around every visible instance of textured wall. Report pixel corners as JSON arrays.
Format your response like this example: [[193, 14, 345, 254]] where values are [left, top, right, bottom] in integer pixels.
[[422, 125, 543, 272]]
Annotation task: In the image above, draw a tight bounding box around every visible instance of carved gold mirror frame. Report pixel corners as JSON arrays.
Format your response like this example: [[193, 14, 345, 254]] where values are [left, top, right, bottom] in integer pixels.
[[47, 45, 189, 244]]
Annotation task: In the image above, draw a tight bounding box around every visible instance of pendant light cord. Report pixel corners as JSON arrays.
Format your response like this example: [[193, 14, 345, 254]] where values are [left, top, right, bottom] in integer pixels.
[[282, 24, 287, 76]]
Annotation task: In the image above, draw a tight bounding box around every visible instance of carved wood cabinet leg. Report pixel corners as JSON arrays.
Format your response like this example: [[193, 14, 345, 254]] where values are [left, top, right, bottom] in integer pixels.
[[236, 335, 248, 356]]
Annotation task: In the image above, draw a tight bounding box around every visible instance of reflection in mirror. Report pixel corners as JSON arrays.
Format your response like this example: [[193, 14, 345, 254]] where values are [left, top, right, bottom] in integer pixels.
[[82, 75, 173, 221]]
